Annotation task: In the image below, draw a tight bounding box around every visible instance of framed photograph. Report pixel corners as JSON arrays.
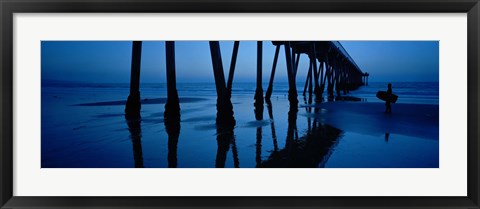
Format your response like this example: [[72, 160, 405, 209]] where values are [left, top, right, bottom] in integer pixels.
[[1, 0, 479, 208]]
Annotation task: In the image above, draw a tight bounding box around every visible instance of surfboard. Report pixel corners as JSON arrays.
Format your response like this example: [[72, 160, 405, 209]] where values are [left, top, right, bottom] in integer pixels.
[[376, 91, 398, 103]]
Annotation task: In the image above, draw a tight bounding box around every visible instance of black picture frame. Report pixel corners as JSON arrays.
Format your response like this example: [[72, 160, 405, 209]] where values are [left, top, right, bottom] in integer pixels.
[[1, 0, 479, 208]]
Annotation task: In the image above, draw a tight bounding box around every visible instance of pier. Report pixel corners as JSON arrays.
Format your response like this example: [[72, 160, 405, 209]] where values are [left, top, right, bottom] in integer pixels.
[[121, 41, 366, 168], [124, 41, 366, 122], [41, 40, 441, 169]]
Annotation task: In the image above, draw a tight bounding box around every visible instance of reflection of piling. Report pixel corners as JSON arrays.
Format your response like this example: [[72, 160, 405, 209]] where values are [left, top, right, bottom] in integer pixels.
[[254, 95, 264, 167], [126, 116, 144, 168], [231, 136, 240, 168], [215, 124, 235, 168], [285, 105, 298, 166], [164, 41, 181, 121], [215, 133, 230, 168], [306, 103, 312, 131], [125, 41, 142, 117], [164, 116, 180, 168], [266, 100, 279, 152], [209, 41, 235, 125], [260, 104, 342, 168], [255, 126, 262, 167]]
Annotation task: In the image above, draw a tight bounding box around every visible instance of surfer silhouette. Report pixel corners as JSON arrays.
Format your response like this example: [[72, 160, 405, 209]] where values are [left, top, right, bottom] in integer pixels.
[[386, 83, 392, 113], [376, 83, 398, 113]]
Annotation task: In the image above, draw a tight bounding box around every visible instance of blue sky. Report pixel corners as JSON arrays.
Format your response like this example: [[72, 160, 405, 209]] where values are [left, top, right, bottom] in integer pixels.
[[41, 41, 439, 83]]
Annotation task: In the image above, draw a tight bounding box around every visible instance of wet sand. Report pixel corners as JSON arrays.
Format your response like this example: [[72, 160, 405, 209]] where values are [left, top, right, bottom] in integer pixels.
[[41, 87, 439, 168], [303, 102, 439, 140], [304, 101, 439, 168]]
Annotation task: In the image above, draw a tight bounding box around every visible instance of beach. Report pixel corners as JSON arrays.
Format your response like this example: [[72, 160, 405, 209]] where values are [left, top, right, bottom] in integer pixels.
[[41, 82, 439, 168]]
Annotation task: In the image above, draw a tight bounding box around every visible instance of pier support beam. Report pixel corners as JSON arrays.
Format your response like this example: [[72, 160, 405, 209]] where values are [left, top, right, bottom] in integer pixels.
[[209, 41, 235, 125], [265, 45, 280, 101], [319, 60, 325, 94], [334, 58, 341, 97], [125, 41, 143, 118], [327, 60, 335, 100], [303, 61, 312, 97], [164, 41, 181, 121], [226, 41, 240, 98], [311, 43, 321, 102], [343, 62, 348, 95], [284, 42, 298, 106], [254, 41, 264, 120], [294, 51, 300, 77]]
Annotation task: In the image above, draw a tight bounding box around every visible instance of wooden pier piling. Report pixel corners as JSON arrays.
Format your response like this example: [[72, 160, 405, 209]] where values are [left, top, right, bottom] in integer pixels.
[[303, 61, 312, 97], [311, 43, 321, 102], [265, 45, 280, 101], [164, 41, 181, 121], [124, 40, 366, 131], [209, 41, 235, 125], [125, 41, 143, 118], [227, 41, 240, 97], [254, 41, 264, 120], [363, 72, 369, 85], [284, 42, 298, 106]]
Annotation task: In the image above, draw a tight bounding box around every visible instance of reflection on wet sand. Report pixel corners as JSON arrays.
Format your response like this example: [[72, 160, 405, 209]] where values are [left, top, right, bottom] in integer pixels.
[[266, 100, 279, 152], [165, 117, 180, 168], [125, 96, 344, 168], [254, 99, 263, 167], [215, 123, 237, 168], [259, 103, 343, 168], [123, 95, 346, 168], [125, 116, 144, 168]]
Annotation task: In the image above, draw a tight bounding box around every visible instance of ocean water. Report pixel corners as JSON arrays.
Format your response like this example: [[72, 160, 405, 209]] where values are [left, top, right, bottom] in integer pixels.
[[41, 81, 439, 168], [42, 81, 439, 104], [349, 82, 439, 105]]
